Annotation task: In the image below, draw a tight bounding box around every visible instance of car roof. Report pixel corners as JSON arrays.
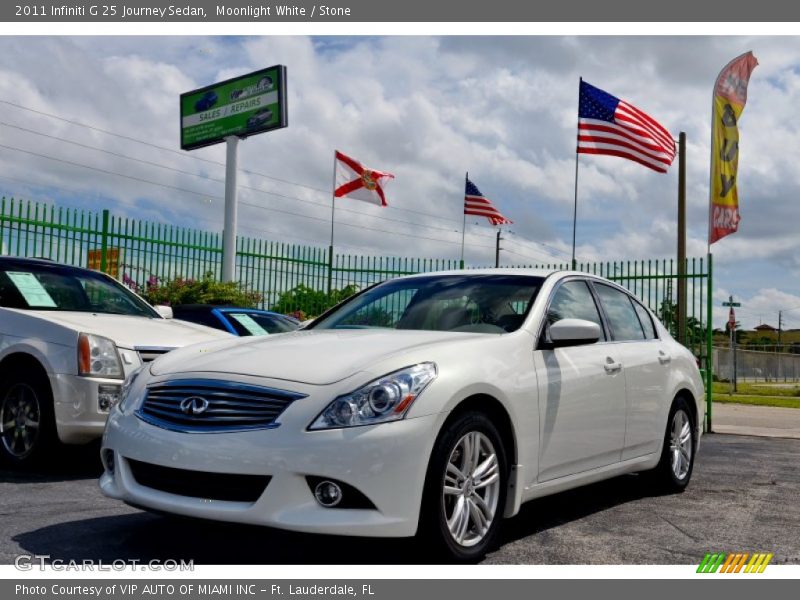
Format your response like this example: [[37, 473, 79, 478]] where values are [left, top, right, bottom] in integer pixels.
[[386, 267, 634, 293], [172, 304, 285, 317], [0, 256, 95, 273], [391, 267, 562, 281]]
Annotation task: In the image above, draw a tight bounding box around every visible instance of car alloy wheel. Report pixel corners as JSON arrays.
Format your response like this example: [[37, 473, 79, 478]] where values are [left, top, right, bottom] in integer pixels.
[[421, 411, 508, 561], [442, 430, 501, 548], [670, 408, 693, 481], [647, 396, 695, 493], [0, 383, 41, 460]]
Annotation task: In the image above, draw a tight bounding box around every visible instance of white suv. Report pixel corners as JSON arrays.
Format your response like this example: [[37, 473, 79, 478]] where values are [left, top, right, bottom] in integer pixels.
[[0, 257, 233, 466]]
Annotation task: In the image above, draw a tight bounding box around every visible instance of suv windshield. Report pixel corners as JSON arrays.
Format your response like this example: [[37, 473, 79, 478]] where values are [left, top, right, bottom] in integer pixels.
[[0, 262, 158, 318], [311, 274, 543, 333]]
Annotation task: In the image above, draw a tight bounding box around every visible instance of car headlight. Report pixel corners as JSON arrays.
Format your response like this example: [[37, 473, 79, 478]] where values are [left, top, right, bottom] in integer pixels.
[[78, 333, 123, 379], [308, 362, 437, 430], [117, 366, 145, 412]]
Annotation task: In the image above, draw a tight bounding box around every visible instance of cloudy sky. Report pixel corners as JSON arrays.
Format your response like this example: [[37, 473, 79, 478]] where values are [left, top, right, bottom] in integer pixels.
[[0, 35, 797, 329]]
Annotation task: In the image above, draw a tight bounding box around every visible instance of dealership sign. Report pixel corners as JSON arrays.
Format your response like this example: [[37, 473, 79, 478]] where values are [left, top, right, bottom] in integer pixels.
[[180, 65, 287, 150]]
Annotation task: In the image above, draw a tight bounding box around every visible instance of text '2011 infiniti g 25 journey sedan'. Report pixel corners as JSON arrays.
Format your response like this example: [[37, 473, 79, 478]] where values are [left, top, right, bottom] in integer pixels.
[[100, 270, 704, 560]]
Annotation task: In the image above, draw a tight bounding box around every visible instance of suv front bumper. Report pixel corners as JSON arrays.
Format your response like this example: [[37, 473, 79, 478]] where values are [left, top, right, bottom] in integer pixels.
[[51, 373, 122, 444]]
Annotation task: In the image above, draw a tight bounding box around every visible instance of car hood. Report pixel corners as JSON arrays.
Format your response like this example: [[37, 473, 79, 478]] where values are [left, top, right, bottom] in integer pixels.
[[27, 311, 232, 348], [150, 328, 489, 385]]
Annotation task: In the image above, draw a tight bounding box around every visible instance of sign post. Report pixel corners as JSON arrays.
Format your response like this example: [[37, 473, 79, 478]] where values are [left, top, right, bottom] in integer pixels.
[[222, 136, 240, 282], [723, 296, 741, 393], [180, 65, 287, 281]]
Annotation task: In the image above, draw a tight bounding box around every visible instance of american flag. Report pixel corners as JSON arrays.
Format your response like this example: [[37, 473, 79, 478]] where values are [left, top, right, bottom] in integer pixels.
[[464, 178, 512, 225], [577, 80, 676, 173]]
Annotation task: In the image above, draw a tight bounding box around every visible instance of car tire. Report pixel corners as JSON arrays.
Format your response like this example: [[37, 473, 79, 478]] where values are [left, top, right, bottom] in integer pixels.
[[648, 396, 696, 493], [419, 411, 508, 562], [0, 366, 57, 468]]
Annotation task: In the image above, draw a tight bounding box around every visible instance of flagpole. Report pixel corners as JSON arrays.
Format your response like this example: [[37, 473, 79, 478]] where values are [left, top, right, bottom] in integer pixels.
[[677, 132, 687, 345], [460, 172, 468, 269], [705, 61, 724, 430], [571, 77, 581, 270], [328, 152, 336, 295], [705, 56, 735, 433], [495, 227, 501, 268]]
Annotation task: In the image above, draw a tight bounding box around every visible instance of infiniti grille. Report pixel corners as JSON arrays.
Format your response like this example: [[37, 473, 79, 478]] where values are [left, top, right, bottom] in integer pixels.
[[136, 379, 306, 433]]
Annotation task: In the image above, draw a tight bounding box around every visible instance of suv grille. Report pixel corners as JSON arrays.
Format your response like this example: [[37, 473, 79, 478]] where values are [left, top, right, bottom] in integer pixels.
[[135, 379, 306, 433], [127, 458, 270, 502], [136, 347, 174, 363]]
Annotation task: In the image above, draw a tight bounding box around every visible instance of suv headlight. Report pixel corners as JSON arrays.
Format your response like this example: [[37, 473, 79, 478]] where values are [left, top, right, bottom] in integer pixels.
[[308, 362, 437, 430], [117, 366, 145, 412], [78, 333, 123, 379]]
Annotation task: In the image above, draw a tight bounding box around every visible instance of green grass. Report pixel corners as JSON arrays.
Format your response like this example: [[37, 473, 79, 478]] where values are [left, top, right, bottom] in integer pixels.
[[712, 393, 800, 409], [711, 381, 800, 408], [711, 381, 800, 397]]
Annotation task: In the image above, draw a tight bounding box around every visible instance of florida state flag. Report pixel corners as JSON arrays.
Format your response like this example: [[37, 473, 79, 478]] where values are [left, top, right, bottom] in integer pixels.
[[334, 150, 394, 207]]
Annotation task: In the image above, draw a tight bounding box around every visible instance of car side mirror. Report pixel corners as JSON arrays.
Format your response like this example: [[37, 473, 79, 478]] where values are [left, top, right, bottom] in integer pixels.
[[549, 318, 601, 347], [154, 305, 173, 319]]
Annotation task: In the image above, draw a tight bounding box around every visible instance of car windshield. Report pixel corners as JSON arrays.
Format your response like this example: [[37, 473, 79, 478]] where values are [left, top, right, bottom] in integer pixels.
[[311, 274, 544, 334], [0, 263, 158, 317], [226, 312, 298, 336]]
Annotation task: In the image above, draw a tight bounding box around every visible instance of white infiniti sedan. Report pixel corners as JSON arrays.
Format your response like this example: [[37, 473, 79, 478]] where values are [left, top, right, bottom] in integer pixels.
[[100, 269, 704, 560]]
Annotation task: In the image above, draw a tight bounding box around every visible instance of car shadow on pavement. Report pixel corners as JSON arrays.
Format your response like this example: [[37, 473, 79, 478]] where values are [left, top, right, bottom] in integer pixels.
[[14, 512, 424, 564], [498, 472, 659, 548], [0, 442, 102, 484], [13, 472, 659, 565]]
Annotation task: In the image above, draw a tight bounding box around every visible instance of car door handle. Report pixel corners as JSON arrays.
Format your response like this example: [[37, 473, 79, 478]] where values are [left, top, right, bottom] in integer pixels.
[[658, 351, 672, 365], [604, 357, 622, 374]]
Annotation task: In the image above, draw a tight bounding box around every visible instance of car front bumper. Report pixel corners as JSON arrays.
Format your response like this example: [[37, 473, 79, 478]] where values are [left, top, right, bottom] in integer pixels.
[[100, 407, 445, 538], [51, 373, 123, 444]]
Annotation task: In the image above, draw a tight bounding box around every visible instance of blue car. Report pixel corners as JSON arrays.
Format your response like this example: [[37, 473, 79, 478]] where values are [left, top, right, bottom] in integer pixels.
[[171, 305, 299, 337], [194, 91, 218, 112]]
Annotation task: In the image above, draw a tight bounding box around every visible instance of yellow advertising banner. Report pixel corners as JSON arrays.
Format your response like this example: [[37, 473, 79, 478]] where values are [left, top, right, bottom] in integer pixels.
[[709, 51, 758, 244], [87, 247, 122, 279]]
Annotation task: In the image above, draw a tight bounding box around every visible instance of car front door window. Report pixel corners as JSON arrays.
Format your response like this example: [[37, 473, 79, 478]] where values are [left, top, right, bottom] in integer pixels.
[[545, 280, 606, 342]]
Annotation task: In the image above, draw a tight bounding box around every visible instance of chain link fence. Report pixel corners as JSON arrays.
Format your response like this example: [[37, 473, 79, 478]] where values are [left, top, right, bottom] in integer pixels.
[[714, 347, 800, 382]]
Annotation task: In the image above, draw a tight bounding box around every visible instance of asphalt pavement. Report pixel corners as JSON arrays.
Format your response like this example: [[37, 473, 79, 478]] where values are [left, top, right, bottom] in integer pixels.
[[0, 433, 798, 565]]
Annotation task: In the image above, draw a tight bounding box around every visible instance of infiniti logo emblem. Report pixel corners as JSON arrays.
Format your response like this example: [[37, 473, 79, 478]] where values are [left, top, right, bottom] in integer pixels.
[[180, 396, 209, 415]]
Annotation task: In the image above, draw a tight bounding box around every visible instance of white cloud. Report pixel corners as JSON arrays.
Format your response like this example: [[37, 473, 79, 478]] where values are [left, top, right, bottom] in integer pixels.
[[0, 35, 797, 329]]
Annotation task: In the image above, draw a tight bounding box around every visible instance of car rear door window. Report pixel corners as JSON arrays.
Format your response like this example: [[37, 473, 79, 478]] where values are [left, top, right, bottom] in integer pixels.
[[632, 300, 658, 340], [594, 284, 646, 341], [546, 280, 606, 341]]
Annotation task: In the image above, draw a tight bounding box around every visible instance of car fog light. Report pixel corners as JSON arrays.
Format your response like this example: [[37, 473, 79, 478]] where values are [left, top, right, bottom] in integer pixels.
[[101, 449, 115, 474], [314, 481, 343, 507], [98, 384, 122, 412]]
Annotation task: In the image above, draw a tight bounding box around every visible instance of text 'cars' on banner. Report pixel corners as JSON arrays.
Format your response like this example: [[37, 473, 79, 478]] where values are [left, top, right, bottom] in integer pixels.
[[709, 51, 757, 244]]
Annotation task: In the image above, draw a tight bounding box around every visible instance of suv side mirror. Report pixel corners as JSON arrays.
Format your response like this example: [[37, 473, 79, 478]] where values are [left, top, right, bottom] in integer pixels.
[[154, 305, 173, 319], [549, 318, 601, 347]]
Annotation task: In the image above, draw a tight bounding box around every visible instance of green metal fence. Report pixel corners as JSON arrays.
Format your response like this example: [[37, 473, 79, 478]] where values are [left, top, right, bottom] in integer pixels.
[[0, 198, 461, 316], [0, 196, 715, 428]]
